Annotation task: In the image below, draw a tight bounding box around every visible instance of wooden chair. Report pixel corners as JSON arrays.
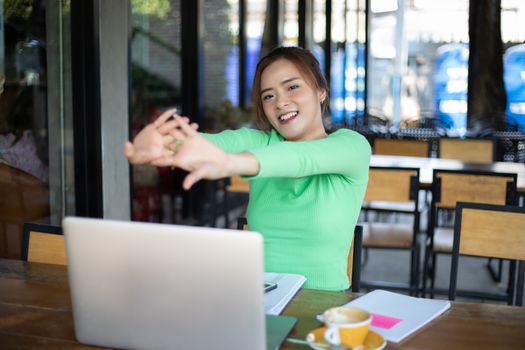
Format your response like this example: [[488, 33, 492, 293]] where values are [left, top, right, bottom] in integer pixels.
[[0, 163, 50, 259], [439, 138, 494, 164], [237, 217, 363, 292], [223, 176, 250, 227], [20, 223, 66, 265], [360, 167, 421, 295], [423, 169, 518, 297], [373, 138, 430, 158], [449, 202, 525, 305], [227, 175, 250, 193], [442, 161, 508, 289]]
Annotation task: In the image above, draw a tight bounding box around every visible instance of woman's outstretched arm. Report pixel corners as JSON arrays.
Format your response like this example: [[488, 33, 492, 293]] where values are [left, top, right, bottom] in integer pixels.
[[154, 116, 259, 190]]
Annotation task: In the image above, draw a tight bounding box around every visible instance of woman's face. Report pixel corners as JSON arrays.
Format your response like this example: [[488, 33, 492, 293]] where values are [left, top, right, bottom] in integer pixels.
[[260, 59, 327, 141]]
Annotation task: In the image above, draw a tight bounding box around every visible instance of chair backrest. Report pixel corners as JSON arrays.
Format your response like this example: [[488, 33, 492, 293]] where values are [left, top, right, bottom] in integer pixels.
[[0, 163, 50, 222], [449, 202, 525, 304], [432, 169, 517, 209], [365, 167, 420, 204], [236, 217, 363, 292], [347, 225, 363, 293], [373, 138, 430, 158], [21, 223, 66, 265], [227, 175, 249, 193], [439, 138, 494, 164], [0, 163, 50, 259], [237, 216, 248, 230]]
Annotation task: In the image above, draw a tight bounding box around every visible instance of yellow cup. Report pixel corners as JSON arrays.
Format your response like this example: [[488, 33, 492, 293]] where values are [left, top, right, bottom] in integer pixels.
[[323, 306, 371, 349]]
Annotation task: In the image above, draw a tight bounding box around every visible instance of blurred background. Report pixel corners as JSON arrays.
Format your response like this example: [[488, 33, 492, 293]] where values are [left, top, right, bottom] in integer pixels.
[[1, 0, 524, 259]]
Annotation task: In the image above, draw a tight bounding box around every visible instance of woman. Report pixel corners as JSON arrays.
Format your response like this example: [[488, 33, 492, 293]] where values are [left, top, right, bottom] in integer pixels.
[[125, 47, 371, 291]]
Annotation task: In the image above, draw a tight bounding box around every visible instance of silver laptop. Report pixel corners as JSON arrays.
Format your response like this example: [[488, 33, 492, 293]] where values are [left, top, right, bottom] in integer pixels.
[[63, 217, 295, 350]]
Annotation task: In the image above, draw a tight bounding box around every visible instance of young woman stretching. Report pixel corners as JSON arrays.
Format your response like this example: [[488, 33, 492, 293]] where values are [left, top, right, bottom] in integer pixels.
[[125, 47, 371, 291]]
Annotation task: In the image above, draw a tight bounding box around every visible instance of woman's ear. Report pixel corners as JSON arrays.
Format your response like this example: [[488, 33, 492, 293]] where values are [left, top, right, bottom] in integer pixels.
[[318, 89, 327, 103]]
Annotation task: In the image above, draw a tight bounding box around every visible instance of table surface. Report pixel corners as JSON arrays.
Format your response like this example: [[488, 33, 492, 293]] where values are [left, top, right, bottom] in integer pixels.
[[1, 259, 525, 350], [370, 155, 525, 192]]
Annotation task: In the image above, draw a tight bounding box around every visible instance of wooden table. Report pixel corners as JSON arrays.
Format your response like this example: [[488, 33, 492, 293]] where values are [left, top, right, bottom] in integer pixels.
[[370, 155, 525, 193], [1, 259, 524, 350]]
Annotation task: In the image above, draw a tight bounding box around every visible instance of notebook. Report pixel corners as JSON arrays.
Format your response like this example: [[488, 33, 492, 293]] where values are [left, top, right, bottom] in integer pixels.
[[317, 290, 450, 343], [264, 272, 306, 315], [63, 217, 296, 350]]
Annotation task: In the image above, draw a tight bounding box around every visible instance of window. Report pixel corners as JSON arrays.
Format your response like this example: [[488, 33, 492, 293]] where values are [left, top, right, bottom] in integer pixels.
[[130, 0, 182, 223], [330, 0, 366, 125], [502, 0, 525, 132], [367, 0, 469, 132], [0, 0, 73, 258]]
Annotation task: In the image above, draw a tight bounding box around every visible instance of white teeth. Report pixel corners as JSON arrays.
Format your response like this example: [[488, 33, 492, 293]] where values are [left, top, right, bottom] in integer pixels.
[[279, 111, 298, 121]]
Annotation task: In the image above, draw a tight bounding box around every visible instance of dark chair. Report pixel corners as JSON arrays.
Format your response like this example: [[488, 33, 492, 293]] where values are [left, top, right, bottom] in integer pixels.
[[237, 217, 363, 292], [222, 176, 250, 227], [423, 169, 518, 298], [347, 225, 363, 293], [360, 167, 421, 295], [21, 223, 66, 265], [493, 131, 525, 163], [449, 202, 525, 305], [237, 216, 248, 230]]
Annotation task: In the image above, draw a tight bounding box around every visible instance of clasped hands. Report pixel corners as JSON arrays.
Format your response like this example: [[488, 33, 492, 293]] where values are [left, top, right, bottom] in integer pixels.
[[124, 108, 231, 190]]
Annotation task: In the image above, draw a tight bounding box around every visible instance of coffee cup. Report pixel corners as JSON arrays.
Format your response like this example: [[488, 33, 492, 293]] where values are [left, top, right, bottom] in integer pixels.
[[323, 306, 371, 349]]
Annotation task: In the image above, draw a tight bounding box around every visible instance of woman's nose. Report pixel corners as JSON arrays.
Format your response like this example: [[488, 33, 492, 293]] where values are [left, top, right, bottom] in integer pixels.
[[276, 94, 290, 109]]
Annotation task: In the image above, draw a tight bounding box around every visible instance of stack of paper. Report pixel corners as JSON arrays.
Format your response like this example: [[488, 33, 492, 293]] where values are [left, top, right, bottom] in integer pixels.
[[264, 272, 306, 315], [318, 290, 450, 343]]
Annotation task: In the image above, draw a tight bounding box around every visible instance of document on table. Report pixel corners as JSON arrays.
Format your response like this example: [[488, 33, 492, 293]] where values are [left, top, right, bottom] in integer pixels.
[[264, 272, 306, 315], [317, 289, 450, 343]]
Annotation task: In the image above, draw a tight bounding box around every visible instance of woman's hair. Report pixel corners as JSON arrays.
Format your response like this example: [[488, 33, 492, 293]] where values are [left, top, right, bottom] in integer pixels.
[[251, 46, 329, 131]]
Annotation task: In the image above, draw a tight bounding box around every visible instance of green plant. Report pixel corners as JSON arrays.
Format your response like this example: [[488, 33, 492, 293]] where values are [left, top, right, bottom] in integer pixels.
[[205, 100, 254, 131]]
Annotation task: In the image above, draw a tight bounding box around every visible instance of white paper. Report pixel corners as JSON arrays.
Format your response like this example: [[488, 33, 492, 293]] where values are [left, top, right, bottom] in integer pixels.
[[264, 272, 306, 315], [317, 290, 450, 343]]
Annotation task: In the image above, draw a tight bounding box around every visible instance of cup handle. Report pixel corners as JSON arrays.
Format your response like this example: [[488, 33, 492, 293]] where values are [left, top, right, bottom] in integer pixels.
[[324, 327, 341, 346]]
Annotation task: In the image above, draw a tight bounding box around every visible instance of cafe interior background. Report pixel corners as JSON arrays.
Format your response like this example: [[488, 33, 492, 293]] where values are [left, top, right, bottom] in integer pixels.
[[0, 0, 524, 302]]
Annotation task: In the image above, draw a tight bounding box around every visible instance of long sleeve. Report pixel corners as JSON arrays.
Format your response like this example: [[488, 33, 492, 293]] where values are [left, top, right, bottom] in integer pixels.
[[249, 129, 371, 183], [202, 127, 271, 153], [203, 127, 371, 290]]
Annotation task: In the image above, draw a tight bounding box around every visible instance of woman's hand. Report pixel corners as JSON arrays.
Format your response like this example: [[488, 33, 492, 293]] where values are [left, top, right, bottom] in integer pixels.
[[124, 108, 177, 164], [156, 117, 259, 190], [124, 108, 197, 165]]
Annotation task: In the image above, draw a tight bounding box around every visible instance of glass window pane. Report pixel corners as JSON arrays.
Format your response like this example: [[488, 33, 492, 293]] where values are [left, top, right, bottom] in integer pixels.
[[283, 0, 298, 46], [246, 0, 266, 107], [502, 0, 525, 132], [130, 0, 182, 223], [346, 0, 366, 123], [312, 0, 326, 72], [330, 0, 346, 124], [226, 0, 240, 107], [0, 0, 72, 258], [203, 0, 246, 131], [368, 0, 469, 132], [329, 0, 365, 126]]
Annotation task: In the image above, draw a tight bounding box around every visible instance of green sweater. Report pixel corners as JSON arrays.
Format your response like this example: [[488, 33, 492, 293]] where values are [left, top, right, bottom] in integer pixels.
[[205, 128, 371, 290]]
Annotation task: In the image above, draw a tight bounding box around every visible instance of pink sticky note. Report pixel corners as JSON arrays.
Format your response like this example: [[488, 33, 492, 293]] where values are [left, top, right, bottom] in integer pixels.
[[371, 313, 403, 329]]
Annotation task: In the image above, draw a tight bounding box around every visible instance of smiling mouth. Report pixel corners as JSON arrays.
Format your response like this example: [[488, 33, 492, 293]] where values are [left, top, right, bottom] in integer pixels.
[[278, 111, 299, 124]]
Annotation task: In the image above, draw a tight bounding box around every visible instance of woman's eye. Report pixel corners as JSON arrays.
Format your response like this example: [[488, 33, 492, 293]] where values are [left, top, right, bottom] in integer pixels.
[[289, 84, 299, 91], [262, 94, 273, 101]]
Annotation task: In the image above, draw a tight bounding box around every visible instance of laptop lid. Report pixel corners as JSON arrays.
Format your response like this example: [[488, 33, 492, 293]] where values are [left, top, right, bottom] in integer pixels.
[[63, 217, 268, 350], [266, 315, 296, 350]]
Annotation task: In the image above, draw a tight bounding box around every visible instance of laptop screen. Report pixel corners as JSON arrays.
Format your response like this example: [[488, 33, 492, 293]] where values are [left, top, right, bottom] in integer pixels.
[[64, 217, 270, 350]]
